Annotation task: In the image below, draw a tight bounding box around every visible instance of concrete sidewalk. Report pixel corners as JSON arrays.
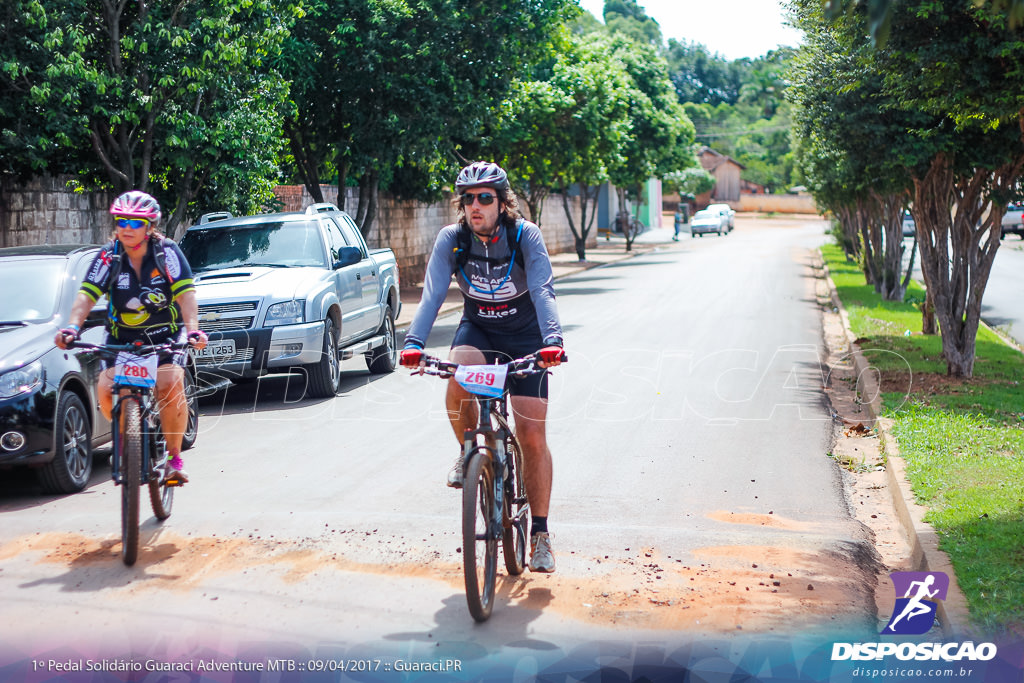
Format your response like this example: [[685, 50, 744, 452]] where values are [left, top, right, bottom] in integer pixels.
[[396, 225, 683, 330]]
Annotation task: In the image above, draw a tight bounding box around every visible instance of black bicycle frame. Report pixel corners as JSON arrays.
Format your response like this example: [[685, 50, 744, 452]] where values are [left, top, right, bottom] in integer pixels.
[[465, 394, 515, 540]]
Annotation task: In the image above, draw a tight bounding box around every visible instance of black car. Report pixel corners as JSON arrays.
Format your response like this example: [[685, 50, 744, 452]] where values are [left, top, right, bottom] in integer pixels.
[[0, 245, 198, 493]]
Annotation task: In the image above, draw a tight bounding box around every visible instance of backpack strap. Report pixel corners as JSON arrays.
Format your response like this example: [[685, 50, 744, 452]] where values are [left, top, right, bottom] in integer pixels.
[[454, 223, 473, 269], [453, 218, 525, 271], [150, 237, 173, 284], [103, 236, 173, 287], [505, 217, 525, 270]]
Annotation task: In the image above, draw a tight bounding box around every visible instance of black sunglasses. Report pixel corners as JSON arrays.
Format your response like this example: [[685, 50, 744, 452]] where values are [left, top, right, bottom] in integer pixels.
[[460, 192, 497, 207]]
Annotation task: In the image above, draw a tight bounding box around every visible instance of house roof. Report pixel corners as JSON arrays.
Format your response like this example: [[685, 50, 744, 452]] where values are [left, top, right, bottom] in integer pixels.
[[697, 146, 746, 171]]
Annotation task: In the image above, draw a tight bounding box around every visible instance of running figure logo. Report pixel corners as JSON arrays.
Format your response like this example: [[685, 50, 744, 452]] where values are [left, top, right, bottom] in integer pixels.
[[883, 571, 949, 635]]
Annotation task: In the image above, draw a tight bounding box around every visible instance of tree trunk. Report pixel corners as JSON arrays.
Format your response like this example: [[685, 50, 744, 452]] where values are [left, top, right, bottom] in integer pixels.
[[911, 152, 1019, 377], [855, 201, 881, 287], [354, 170, 379, 241], [833, 207, 859, 261], [515, 183, 548, 226], [336, 161, 350, 211], [284, 121, 325, 204], [876, 192, 908, 301], [561, 185, 599, 262]]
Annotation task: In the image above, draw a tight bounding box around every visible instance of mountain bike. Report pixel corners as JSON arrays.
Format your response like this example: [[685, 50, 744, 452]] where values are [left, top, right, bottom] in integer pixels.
[[71, 340, 193, 566], [418, 352, 564, 621]]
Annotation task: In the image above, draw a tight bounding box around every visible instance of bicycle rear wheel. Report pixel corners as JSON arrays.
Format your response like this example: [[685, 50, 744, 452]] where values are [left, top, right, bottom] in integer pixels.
[[148, 423, 173, 521], [502, 436, 528, 576], [462, 448, 498, 622], [120, 398, 142, 566]]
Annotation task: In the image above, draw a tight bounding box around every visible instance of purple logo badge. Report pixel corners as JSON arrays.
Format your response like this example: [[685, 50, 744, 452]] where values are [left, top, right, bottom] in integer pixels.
[[883, 571, 949, 635]]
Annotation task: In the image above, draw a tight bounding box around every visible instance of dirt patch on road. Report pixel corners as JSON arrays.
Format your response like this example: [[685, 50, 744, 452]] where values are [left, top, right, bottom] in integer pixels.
[[1, 522, 876, 635]]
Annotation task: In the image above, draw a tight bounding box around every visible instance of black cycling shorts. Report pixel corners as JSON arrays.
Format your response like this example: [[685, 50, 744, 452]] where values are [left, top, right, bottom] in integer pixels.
[[451, 319, 549, 399], [100, 329, 189, 370]]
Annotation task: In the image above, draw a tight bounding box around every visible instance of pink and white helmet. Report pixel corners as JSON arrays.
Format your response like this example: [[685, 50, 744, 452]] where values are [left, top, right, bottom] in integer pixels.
[[109, 190, 161, 223]]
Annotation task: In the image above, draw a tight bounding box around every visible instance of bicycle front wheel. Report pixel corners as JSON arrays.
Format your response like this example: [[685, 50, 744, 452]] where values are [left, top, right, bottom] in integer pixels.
[[462, 448, 498, 622], [502, 436, 528, 576], [120, 398, 142, 566]]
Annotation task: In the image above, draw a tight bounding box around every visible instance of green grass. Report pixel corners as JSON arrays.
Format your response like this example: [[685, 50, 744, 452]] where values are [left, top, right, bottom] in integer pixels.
[[823, 243, 1024, 634]]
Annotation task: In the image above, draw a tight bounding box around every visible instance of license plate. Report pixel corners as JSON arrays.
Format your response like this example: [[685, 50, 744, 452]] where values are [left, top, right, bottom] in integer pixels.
[[196, 339, 235, 359]]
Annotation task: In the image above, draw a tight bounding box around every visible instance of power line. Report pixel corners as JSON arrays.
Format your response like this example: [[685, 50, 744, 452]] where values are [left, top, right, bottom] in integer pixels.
[[695, 125, 791, 138]]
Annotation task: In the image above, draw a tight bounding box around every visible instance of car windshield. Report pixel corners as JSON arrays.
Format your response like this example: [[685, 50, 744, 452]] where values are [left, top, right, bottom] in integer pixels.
[[179, 221, 327, 271], [0, 259, 64, 322]]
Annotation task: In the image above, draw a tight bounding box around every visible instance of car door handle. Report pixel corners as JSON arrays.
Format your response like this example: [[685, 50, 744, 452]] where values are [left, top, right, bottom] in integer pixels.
[[356, 273, 362, 280]]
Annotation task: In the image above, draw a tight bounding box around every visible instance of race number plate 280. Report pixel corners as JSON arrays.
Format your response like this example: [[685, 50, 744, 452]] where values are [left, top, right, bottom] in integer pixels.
[[114, 352, 158, 388], [454, 364, 508, 398]]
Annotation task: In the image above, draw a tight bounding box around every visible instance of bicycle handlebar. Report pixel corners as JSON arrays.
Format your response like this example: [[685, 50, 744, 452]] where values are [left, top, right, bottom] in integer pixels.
[[68, 339, 193, 357], [415, 352, 566, 380]]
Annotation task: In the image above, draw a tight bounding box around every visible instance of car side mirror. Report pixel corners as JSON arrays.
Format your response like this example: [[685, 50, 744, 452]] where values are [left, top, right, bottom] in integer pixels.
[[333, 246, 362, 269]]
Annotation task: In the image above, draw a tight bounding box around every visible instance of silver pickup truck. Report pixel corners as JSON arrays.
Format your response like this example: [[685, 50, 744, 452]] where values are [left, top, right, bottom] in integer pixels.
[[177, 203, 400, 397]]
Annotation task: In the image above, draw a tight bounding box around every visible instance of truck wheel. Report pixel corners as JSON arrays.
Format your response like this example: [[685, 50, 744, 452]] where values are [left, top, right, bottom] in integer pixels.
[[307, 317, 341, 398], [366, 305, 397, 374], [38, 391, 93, 493]]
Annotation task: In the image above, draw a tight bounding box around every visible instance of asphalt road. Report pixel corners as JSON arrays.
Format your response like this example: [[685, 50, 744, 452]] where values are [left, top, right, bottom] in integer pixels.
[[981, 239, 1024, 346], [0, 216, 885, 680]]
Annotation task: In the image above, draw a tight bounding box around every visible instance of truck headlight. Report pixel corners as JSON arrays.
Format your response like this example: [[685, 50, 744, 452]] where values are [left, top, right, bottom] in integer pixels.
[[265, 300, 305, 327], [0, 360, 43, 399]]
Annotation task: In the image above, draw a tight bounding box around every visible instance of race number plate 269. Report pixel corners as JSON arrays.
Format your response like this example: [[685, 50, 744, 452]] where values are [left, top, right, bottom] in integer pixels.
[[114, 352, 158, 388], [454, 364, 508, 398]]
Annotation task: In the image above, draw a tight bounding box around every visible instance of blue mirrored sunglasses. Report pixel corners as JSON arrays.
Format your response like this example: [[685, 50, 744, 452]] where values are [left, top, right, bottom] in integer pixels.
[[115, 217, 149, 230]]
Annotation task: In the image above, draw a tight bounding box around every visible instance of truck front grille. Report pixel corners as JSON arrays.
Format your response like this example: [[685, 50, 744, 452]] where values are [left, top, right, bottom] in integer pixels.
[[198, 301, 258, 331]]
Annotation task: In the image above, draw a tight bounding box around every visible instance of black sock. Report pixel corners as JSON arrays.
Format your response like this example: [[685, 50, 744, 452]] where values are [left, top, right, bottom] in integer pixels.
[[531, 516, 548, 536]]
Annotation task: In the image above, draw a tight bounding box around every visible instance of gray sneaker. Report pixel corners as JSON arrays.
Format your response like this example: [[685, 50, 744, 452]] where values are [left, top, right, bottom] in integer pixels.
[[529, 532, 555, 573], [446, 454, 464, 489]]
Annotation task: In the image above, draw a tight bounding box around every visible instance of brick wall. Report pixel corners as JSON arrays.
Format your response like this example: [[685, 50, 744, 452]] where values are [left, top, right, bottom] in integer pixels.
[[0, 176, 112, 247], [0, 176, 593, 284], [736, 193, 819, 214], [276, 184, 590, 284]]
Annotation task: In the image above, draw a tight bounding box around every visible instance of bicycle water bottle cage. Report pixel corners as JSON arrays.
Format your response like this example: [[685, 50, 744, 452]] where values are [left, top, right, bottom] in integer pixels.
[[454, 364, 508, 398]]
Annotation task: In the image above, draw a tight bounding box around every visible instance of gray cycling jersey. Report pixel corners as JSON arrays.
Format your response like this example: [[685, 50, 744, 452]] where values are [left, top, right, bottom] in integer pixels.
[[405, 219, 563, 349]]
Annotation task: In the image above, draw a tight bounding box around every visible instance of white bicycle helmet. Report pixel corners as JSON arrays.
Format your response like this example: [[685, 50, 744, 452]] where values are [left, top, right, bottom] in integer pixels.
[[455, 161, 509, 193], [110, 190, 161, 223]]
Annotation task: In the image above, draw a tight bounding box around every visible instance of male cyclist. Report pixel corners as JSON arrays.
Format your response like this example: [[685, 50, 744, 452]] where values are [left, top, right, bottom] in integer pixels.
[[55, 190, 207, 483], [401, 161, 565, 573]]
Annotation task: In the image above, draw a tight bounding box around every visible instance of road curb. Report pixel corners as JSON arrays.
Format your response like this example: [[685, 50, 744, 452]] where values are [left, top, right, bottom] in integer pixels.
[[821, 262, 973, 640]]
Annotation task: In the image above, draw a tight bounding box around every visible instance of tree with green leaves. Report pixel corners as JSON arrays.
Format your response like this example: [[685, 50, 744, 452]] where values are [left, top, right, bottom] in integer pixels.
[[2, 0, 296, 235], [602, 35, 696, 252], [483, 33, 631, 261], [792, 0, 1024, 377], [788, 9, 919, 302], [824, 0, 1024, 46], [663, 40, 747, 106], [279, 0, 575, 240], [662, 166, 714, 204], [1, 0, 85, 182], [602, 0, 663, 46]]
